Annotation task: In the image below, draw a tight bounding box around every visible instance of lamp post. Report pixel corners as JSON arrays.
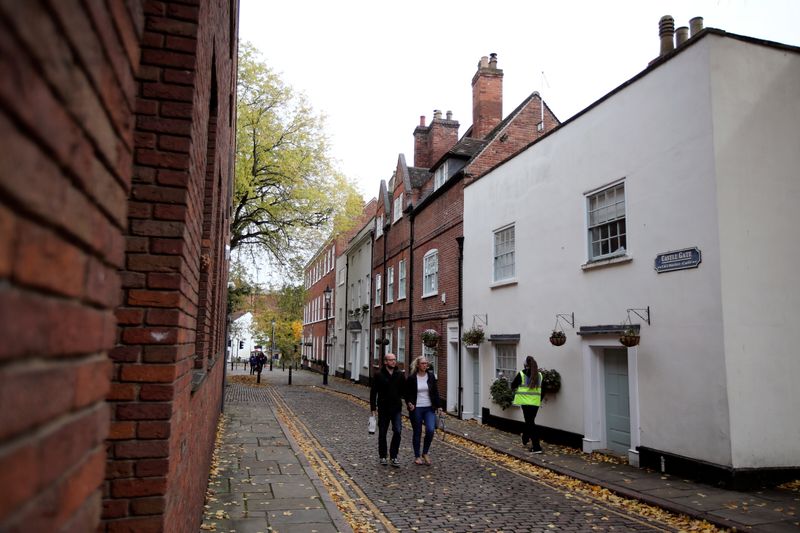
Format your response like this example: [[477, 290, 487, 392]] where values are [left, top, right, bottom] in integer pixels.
[[323, 285, 332, 385], [270, 319, 275, 371]]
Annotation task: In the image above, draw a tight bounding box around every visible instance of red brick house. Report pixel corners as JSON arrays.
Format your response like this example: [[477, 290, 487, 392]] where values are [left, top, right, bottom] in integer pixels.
[[0, 1, 238, 531], [371, 54, 560, 412]]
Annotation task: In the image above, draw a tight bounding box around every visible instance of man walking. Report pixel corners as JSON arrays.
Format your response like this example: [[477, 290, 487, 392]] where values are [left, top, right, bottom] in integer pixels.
[[370, 353, 404, 467]]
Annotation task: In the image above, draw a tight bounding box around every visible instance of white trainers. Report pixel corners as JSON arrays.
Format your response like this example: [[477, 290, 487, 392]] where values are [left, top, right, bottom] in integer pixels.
[[380, 457, 388, 466], [390, 458, 400, 468]]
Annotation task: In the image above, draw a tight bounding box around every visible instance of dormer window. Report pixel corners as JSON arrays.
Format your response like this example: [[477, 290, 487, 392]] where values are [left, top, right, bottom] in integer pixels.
[[434, 161, 449, 191]]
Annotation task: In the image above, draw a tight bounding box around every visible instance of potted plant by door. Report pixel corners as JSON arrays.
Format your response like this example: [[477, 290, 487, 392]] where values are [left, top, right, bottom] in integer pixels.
[[462, 326, 485, 347], [549, 330, 567, 346], [489, 376, 514, 410], [421, 329, 440, 348], [619, 326, 640, 347]]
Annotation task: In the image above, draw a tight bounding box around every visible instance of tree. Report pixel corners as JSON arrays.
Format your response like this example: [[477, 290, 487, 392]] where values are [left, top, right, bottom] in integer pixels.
[[250, 283, 305, 362], [232, 43, 363, 278]]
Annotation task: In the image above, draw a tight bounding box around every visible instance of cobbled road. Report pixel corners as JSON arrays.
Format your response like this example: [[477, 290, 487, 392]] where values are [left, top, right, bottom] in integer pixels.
[[277, 383, 677, 533]]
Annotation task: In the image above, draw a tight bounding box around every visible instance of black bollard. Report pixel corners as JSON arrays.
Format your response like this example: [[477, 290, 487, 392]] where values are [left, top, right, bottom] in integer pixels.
[[288, 366, 292, 385], [269, 357, 273, 371]]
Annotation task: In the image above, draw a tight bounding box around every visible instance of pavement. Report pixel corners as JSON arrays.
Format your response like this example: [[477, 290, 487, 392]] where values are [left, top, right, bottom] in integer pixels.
[[204, 365, 799, 532]]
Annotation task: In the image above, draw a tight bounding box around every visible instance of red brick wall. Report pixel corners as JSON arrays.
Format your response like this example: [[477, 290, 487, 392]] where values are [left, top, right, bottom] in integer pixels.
[[107, 1, 237, 531], [466, 94, 559, 180], [411, 181, 464, 399], [0, 0, 141, 531]]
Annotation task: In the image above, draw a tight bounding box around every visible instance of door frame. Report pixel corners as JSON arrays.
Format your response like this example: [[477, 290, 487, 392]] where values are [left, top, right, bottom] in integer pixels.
[[581, 336, 641, 466]]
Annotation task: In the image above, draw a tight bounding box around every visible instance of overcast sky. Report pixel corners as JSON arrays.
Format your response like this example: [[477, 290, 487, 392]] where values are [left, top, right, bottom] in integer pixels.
[[239, 0, 797, 198]]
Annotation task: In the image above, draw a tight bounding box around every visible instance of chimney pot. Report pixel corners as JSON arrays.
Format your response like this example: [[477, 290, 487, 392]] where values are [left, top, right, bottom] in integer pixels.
[[676, 26, 689, 46], [446, 110, 452, 120], [479, 56, 488, 69], [690, 16, 704, 36], [419, 115, 426, 127], [433, 109, 442, 120], [659, 15, 675, 56], [489, 52, 498, 68]]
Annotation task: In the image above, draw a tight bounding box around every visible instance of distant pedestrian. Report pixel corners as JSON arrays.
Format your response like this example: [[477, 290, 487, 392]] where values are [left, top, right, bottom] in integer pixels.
[[243, 357, 248, 372], [254, 352, 267, 383], [249, 354, 257, 375], [511, 356, 543, 454], [370, 353, 405, 468], [405, 356, 441, 465]]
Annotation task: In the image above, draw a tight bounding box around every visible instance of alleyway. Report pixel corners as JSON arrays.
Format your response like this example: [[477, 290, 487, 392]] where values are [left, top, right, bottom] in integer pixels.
[[201, 368, 798, 532]]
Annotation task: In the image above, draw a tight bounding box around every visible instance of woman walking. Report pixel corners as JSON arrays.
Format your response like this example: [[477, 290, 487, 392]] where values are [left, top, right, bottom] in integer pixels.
[[405, 356, 441, 465], [511, 356, 544, 454]]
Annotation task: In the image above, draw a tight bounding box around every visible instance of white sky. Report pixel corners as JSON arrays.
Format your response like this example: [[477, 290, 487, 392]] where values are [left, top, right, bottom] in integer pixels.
[[239, 0, 798, 202]]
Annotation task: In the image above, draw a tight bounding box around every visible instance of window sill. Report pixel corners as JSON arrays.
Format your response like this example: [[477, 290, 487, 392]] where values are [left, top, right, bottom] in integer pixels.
[[581, 254, 632, 271], [490, 278, 518, 289], [397, 296, 406, 301], [421, 292, 438, 299]]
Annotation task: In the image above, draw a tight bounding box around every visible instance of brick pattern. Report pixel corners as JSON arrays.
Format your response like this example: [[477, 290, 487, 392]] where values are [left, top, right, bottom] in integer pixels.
[[0, 0, 139, 530], [107, 1, 237, 532], [413, 116, 459, 168]]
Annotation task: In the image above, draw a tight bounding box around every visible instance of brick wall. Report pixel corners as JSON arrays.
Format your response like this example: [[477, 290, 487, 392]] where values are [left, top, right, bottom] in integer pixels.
[[0, 1, 142, 531], [107, 1, 237, 532], [466, 94, 559, 180]]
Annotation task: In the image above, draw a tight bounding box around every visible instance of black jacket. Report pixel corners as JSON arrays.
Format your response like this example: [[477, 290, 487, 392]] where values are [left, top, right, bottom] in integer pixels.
[[404, 371, 441, 410], [370, 366, 405, 413]]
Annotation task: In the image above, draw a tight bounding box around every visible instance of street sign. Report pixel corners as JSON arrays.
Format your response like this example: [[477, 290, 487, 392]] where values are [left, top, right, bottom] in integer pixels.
[[654, 247, 701, 273]]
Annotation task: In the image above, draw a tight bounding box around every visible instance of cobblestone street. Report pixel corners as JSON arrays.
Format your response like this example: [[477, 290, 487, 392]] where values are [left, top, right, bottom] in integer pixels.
[[203, 367, 799, 532], [280, 381, 677, 533]]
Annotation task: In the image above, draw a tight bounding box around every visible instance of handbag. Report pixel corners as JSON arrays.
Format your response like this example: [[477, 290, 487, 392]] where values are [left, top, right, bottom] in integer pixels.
[[368, 415, 376, 434]]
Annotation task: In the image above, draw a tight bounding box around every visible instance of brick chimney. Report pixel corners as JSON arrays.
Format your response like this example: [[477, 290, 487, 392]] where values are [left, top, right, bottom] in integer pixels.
[[413, 110, 459, 168], [471, 53, 503, 139]]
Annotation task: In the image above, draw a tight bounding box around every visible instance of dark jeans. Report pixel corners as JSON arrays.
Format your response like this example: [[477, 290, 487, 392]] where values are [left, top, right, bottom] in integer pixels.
[[521, 405, 541, 451], [378, 410, 402, 459], [410, 406, 437, 457]]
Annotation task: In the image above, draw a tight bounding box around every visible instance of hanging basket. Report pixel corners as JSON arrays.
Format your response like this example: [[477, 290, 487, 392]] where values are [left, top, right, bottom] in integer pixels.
[[549, 332, 567, 346], [619, 334, 640, 347], [421, 329, 440, 348]]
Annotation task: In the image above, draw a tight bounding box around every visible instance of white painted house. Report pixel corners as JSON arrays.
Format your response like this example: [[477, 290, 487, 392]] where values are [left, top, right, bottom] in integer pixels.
[[462, 27, 800, 485], [342, 218, 374, 382]]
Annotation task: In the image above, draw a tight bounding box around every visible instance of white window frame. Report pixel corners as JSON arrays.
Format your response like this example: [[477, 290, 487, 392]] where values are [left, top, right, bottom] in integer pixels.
[[374, 328, 381, 363], [376, 214, 384, 237], [386, 266, 394, 303], [375, 273, 382, 307], [422, 249, 438, 297], [493, 224, 516, 282], [398, 259, 406, 300], [586, 181, 627, 261], [422, 344, 438, 377], [397, 327, 406, 364], [338, 267, 345, 286], [393, 193, 403, 223], [495, 342, 517, 379], [434, 160, 449, 190], [384, 330, 393, 357]]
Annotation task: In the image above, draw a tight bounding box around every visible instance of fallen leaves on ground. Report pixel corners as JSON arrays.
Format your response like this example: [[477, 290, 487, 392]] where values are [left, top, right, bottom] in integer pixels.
[[228, 374, 270, 387]]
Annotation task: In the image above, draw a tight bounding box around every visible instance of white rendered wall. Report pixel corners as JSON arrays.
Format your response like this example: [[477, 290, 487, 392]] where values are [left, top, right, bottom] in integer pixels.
[[346, 230, 373, 381], [711, 38, 800, 468], [464, 37, 745, 466]]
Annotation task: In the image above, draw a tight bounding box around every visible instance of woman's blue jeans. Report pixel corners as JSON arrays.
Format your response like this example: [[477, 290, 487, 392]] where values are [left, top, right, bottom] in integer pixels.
[[411, 406, 437, 457]]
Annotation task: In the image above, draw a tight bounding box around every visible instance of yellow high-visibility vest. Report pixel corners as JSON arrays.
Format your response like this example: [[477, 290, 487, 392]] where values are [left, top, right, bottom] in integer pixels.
[[513, 371, 542, 407]]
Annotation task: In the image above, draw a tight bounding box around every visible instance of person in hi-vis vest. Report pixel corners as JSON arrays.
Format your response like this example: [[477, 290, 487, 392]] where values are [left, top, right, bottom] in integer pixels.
[[511, 356, 543, 453]]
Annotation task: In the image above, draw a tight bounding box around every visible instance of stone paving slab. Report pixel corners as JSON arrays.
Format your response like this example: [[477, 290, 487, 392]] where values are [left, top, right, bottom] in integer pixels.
[[201, 395, 353, 533]]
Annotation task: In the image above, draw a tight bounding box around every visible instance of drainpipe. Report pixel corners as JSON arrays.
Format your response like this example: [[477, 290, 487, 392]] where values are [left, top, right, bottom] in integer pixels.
[[380, 219, 387, 367], [408, 209, 415, 363], [456, 236, 464, 419], [343, 254, 349, 379]]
